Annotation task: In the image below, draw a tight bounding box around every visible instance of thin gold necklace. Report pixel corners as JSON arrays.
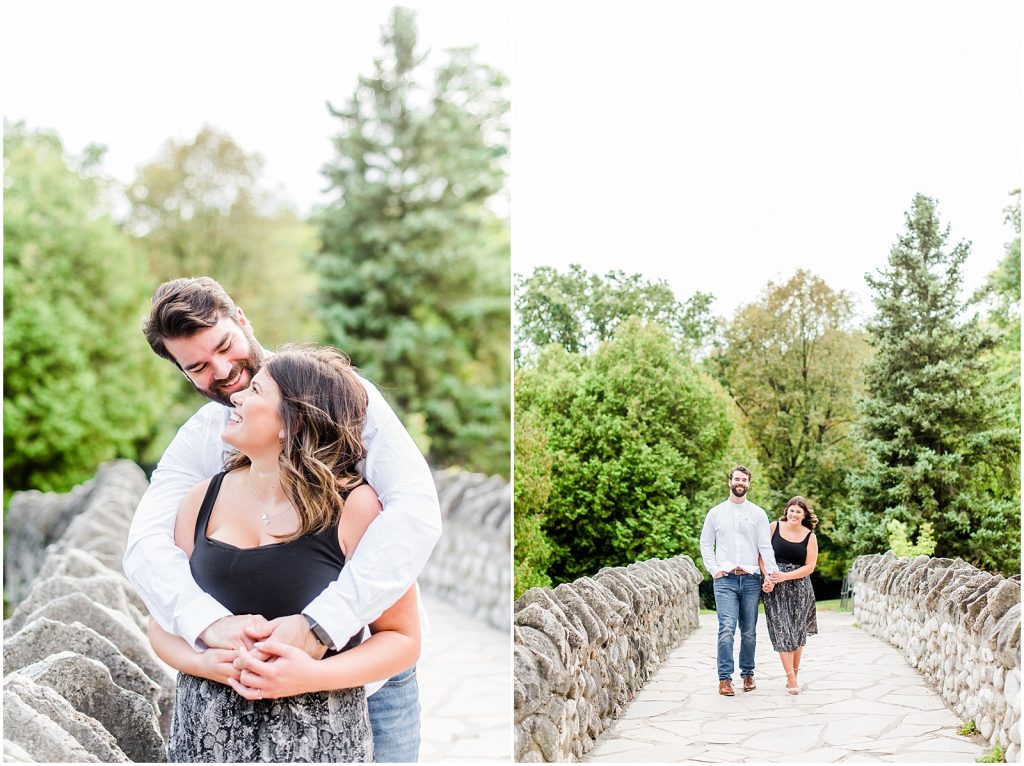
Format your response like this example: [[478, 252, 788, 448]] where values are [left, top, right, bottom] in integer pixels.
[[247, 470, 290, 526]]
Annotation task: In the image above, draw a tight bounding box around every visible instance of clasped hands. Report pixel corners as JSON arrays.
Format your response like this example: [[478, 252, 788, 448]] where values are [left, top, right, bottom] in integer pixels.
[[762, 570, 785, 592], [197, 613, 329, 700]]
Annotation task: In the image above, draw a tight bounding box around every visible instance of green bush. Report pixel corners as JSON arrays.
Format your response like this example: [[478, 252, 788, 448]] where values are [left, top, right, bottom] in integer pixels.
[[4, 125, 175, 499], [516, 319, 736, 583]]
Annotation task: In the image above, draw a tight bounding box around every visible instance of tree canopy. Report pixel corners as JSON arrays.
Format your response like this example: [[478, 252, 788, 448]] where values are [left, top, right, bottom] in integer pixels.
[[711, 269, 871, 579], [516, 319, 739, 583], [316, 7, 510, 476], [515, 264, 714, 362], [126, 126, 322, 349], [3, 124, 175, 499]]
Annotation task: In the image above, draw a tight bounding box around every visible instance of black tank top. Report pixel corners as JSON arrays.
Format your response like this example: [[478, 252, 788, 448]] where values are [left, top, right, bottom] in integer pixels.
[[189, 471, 361, 655], [771, 523, 812, 566]]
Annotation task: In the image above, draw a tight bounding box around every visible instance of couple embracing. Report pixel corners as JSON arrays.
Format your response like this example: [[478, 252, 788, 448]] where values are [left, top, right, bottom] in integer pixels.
[[700, 466, 819, 696], [124, 277, 439, 762]]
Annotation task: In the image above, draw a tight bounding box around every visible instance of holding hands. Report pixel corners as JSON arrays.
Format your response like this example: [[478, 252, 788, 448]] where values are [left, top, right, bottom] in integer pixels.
[[229, 641, 321, 700], [244, 614, 328, 662], [191, 612, 329, 698], [762, 570, 785, 592]]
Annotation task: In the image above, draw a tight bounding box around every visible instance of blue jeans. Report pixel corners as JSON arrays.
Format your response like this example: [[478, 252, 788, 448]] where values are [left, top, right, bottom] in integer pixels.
[[367, 666, 420, 763], [712, 573, 761, 680]]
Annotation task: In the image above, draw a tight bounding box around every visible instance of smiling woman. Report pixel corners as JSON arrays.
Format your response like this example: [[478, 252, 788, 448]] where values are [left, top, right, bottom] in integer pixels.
[[147, 345, 419, 762]]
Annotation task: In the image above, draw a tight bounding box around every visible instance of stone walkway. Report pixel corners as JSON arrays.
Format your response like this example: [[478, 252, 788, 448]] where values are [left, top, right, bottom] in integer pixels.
[[419, 592, 511, 762], [588, 611, 989, 762]]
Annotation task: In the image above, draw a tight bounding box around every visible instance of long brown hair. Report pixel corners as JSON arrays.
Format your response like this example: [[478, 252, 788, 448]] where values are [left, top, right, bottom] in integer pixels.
[[224, 344, 367, 541], [781, 496, 818, 530]]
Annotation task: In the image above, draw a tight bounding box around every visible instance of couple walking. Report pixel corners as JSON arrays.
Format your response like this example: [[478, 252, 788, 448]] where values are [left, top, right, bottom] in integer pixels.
[[700, 466, 819, 696], [124, 277, 439, 762]]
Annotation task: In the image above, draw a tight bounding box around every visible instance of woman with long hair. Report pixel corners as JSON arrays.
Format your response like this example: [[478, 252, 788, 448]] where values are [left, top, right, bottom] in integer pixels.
[[147, 345, 419, 762], [759, 496, 819, 695]]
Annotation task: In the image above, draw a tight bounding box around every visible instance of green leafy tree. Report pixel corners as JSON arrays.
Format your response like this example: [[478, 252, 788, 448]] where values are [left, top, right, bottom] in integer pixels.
[[513, 408, 554, 597], [711, 269, 871, 581], [973, 189, 1020, 425], [886, 519, 936, 558], [3, 124, 176, 498], [315, 7, 510, 476], [514, 264, 714, 363], [126, 126, 322, 348], [840, 194, 1020, 574], [516, 318, 736, 583]]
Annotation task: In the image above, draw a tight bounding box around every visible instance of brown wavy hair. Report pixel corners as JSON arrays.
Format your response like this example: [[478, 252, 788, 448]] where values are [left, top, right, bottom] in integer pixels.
[[143, 277, 238, 367], [780, 496, 818, 530], [224, 344, 367, 541]]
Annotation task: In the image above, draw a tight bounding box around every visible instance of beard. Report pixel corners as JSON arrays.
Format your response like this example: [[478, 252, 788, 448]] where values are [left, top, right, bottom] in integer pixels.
[[190, 330, 265, 406], [731, 484, 748, 497]]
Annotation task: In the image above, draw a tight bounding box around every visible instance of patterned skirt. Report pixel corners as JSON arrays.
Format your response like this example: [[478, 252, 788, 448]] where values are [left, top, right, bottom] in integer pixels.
[[167, 673, 373, 763], [762, 562, 818, 653]]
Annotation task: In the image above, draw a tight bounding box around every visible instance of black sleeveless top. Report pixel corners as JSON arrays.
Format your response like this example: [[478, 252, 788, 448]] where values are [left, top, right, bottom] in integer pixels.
[[189, 471, 361, 655], [771, 523, 812, 566]]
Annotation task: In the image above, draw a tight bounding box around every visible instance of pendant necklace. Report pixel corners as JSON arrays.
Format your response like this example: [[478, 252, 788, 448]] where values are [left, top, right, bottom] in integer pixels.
[[247, 471, 290, 526]]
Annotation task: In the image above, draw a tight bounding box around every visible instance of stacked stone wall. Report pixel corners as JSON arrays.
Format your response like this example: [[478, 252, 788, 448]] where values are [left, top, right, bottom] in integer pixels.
[[850, 552, 1021, 762], [3, 461, 174, 762], [513, 555, 702, 762], [420, 469, 511, 631]]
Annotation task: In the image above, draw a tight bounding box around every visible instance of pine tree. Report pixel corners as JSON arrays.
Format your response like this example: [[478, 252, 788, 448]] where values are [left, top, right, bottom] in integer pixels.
[[841, 194, 1019, 573], [315, 8, 509, 475]]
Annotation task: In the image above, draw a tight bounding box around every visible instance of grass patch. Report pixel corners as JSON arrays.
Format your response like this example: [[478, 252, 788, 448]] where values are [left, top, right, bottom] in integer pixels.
[[976, 745, 1004, 763], [701, 597, 852, 615], [959, 720, 979, 736], [816, 598, 852, 613]]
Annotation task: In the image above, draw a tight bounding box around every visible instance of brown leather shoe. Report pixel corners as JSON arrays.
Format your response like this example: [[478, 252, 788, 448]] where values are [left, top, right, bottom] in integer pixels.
[[742, 676, 756, 692], [719, 679, 735, 696]]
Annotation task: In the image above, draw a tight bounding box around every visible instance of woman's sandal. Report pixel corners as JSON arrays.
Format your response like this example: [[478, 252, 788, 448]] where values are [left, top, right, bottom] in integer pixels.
[[786, 671, 800, 695]]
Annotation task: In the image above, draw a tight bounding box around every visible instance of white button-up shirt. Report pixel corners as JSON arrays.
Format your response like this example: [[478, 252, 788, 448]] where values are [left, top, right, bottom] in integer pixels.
[[699, 499, 779, 576], [123, 374, 441, 657]]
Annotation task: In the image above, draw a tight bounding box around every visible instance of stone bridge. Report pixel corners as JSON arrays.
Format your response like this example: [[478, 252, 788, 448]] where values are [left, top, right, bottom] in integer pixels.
[[514, 553, 1020, 763]]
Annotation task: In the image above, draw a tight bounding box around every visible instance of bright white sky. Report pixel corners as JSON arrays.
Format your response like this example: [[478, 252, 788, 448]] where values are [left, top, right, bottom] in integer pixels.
[[2, 0, 513, 211], [512, 0, 1022, 320], [4, 0, 1021, 321]]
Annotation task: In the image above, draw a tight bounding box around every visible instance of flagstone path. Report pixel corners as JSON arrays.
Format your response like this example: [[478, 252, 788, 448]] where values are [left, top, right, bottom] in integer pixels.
[[419, 592, 511, 762], [587, 611, 989, 763]]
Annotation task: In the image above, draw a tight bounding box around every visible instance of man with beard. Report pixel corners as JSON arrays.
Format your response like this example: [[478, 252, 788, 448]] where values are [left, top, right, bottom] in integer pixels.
[[699, 465, 780, 696], [124, 277, 439, 762]]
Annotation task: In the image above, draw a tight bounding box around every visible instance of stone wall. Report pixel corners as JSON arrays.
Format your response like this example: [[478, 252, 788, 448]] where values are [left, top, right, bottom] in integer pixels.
[[420, 469, 511, 631], [3, 461, 174, 762], [850, 552, 1021, 762], [513, 555, 703, 762]]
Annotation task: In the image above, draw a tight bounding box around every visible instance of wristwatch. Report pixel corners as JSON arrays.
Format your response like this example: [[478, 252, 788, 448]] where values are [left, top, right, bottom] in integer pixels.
[[301, 614, 332, 648]]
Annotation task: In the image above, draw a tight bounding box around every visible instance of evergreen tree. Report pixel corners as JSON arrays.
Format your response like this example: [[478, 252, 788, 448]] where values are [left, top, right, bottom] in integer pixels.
[[840, 194, 1019, 574], [3, 124, 176, 499], [316, 7, 509, 476]]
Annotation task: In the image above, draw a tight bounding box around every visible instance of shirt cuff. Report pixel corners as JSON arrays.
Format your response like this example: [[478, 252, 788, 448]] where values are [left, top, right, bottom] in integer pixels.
[[302, 595, 361, 653], [178, 600, 233, 651]]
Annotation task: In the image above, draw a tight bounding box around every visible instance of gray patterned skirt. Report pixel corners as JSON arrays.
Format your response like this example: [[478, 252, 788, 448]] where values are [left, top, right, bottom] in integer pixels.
[[167, 673, 372, 763], [762, 563, 818, 653]]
